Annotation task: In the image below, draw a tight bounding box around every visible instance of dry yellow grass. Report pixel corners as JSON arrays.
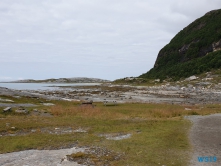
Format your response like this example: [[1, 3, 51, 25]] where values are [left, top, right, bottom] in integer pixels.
[[1, 101, 221, 165], [50, 102, 221, 120], [50, 105, 126, 119]]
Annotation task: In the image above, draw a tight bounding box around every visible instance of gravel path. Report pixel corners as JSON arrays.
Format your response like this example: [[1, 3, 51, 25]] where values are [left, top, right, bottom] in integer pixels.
[[185, 114, 221, 166]]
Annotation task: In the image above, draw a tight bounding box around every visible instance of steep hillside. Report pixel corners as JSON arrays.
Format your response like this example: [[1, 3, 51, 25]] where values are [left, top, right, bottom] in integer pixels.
[[140, 9, 221, 80]]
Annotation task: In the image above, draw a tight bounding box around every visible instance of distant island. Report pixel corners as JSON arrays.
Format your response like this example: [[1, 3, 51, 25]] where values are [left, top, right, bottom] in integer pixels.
[[5, 77, 111, 83]]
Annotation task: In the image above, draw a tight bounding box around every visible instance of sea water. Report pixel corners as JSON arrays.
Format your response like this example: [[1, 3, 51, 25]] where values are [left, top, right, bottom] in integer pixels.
[[0, 83, 101, 91]]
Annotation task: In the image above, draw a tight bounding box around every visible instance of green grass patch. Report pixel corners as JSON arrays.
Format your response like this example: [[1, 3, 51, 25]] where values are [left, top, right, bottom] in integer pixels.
[[1, 99, 221, 165]]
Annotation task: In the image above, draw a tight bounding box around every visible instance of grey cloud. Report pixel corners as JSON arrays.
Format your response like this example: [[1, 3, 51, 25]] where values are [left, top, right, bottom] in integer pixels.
[[0, 0, 220, 81], [170, 0, 221, 19]]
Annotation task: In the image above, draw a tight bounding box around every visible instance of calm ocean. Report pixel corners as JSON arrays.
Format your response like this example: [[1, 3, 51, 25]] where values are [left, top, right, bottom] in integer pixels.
[[0, 83, 101, 90]]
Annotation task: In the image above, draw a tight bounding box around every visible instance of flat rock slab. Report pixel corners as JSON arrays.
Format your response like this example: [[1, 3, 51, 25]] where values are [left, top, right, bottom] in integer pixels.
[[0, 103, 37, 107], [185, 114, 221, 166], [42, 103, 55, 106], [0, 98, 14, 102], [2, 107, 11, 112], [0, 147, 85, 166], [99, 133, 132, 140]]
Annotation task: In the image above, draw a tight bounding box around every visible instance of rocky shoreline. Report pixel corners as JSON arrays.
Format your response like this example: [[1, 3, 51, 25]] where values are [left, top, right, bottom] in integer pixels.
[[1, 80, 221, 106]]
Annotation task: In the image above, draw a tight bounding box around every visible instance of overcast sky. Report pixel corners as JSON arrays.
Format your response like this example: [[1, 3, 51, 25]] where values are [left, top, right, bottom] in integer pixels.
[[0, 0, 220, 81]]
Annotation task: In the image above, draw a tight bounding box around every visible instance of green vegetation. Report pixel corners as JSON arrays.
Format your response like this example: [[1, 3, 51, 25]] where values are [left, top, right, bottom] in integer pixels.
[[1, 95, 221, 165], [140, 9, 221, 80], [113, 78, 151, 85], [141, 50, 221, 80]]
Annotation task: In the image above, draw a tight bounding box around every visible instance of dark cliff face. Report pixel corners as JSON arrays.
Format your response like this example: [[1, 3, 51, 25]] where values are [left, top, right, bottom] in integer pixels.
[[140, 9, 221, 80]]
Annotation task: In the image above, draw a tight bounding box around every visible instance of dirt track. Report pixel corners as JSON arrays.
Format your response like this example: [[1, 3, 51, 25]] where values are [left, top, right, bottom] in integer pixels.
[[185, 114, 221, 166]]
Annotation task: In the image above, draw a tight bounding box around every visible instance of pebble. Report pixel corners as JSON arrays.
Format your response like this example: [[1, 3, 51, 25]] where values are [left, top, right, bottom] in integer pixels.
[[42, 103, 55, 106]]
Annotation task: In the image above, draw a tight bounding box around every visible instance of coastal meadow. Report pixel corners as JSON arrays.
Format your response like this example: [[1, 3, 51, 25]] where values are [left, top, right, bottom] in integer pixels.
[[1, 95, 221, 165]]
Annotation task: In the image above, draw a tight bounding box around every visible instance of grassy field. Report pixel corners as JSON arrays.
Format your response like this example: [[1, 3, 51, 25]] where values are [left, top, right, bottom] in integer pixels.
[[1, 95, 221, 165]]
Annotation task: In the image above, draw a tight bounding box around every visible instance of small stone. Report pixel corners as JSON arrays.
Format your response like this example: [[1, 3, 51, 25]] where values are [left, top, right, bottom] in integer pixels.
[[185, 75, 198, 81], [42, 103, 55, 106], [15, 108, 28, 114], [3, 107, 11, 112], [74, 128, 87, 133], [13, 96, 21, 99]]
